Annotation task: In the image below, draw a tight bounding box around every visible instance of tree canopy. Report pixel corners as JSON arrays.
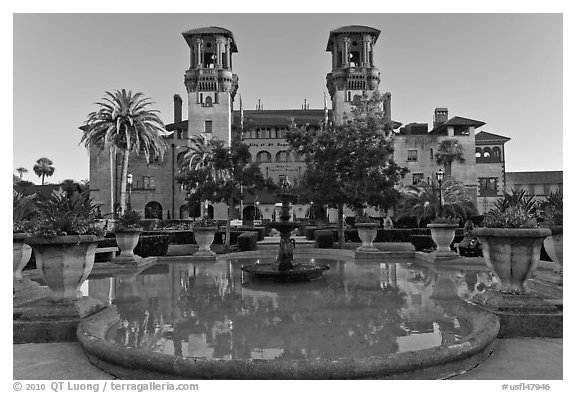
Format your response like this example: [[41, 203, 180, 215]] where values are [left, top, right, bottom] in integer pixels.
[[286, 91, 408, 246], [33, 157, 55, 185]]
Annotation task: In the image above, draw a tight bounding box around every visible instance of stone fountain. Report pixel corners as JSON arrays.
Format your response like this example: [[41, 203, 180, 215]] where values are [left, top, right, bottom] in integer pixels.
[[241, 191, 328, 282]]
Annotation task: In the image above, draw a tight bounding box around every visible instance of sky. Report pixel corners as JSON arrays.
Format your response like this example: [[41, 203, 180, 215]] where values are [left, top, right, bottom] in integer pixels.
[[12, 12, 563, 184]]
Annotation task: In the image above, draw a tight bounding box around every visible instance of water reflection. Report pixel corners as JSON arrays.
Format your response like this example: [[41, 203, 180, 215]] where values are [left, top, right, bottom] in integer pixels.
[[82, 259, 495, 361]]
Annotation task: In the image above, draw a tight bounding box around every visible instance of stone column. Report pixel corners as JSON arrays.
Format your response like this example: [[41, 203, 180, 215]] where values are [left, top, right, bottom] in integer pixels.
[[343, 37, 350, 67], [196, 39, 203, 68], [226, 41, 231, 69]]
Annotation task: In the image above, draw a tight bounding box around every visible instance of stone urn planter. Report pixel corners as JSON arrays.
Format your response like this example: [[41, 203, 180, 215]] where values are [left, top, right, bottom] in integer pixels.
[[13, 233, 31, 290], [542, 226, 563, 274], [193, 227, 218, 257], [427, 223, 457, 255], [355, 223, 379, 252], [114, 228, 143, 263], [473, 227, 551, 294], [26, 235, 101, 302]]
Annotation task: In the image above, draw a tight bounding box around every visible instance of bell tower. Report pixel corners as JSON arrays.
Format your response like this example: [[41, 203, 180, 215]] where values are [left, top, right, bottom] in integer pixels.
[[182, 27, 239, 146], [326, 25, 391, 125]]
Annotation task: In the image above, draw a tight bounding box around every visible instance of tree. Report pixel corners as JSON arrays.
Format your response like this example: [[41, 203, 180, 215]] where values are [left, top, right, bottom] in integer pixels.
[[33, 157, 55, 185], [286, 91, 408, 248], [16, 167, 28, 180], [81, 89, 171, 215], [396, 177, 477, 227], [177, 134, 271, 247], [434, 138, 465, 178]]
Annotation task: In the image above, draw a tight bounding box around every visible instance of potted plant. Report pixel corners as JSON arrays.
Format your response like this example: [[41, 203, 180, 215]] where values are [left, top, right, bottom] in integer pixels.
[[192, 216, 218, 257], [13, 191, 36, 291], [354, 214, 379, 252], [113, 210, 143, 264], [427, 216, 459, 256], [539, 190, 562, 278], [26, 191, 105, 302], [473, 206, 551, 294]]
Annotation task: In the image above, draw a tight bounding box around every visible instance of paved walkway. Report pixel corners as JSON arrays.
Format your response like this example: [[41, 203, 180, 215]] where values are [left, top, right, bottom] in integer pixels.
[[13, 338, 562, 380]]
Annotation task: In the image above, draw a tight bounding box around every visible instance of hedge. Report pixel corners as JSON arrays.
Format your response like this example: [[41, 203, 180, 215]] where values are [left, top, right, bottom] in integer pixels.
[[238, 232, 258, 251], [134, 235, 171, 257], [315, 230, 334, 248]]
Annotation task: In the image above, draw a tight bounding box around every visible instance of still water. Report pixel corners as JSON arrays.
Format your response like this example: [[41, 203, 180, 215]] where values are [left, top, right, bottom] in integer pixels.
[[82, 258, 497, 361]]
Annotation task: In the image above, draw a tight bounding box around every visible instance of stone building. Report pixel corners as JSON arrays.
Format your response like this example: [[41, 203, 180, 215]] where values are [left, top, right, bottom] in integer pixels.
[[505, 171, 563, 200], [87, 25, 511, 220]]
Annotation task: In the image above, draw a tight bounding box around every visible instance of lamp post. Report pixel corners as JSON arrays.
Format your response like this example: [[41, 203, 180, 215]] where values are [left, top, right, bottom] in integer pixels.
[[255, 201, 260, 220], [435, 168, 444, 217], [127, 173, 133, 212]]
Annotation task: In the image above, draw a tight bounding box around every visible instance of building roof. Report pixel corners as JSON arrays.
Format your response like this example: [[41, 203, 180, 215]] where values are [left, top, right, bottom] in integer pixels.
[[506, 171, 563, 185], [428, 116, 486, 135], [326, 25, 381, 51], [475, 131, 511, 143], [232, 109, 330, 128], [182, 26, 238, 52]]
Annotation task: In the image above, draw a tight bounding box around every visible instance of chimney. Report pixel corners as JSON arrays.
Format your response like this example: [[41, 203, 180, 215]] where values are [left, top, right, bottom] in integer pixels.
[[174, 94, 182, 123], [433, 107, 448, 128]]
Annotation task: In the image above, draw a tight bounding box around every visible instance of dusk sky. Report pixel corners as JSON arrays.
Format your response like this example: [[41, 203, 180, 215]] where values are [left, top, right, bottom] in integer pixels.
[[13, 13, 563, 184]]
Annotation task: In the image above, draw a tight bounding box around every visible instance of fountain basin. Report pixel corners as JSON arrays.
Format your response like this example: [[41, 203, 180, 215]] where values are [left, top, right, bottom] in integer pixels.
[[78, 301, 498, 379], [76, 254, 501, 379], [241, 261, 329, 282]]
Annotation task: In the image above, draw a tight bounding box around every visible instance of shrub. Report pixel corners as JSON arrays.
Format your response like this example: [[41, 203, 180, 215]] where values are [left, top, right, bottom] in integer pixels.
[[133, 235, 171, 257], [315, 230, 334, 248], [31, 190, 105, 238], [305, 226, 317, 240], [483, 206, 538, 228], [410, 235, 436, 252], [238, 232, 258, 251], [115, 210, 142, 231]]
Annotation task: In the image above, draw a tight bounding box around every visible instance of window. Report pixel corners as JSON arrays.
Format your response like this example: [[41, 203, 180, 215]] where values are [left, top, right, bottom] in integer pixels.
[[143, 176, 156, 190], [407, 150, 418, 162], [204, 121, 213, 134], [492, 146, 501, 160], [204, 96, 213, 107], [475, 148, 482, 159], [256, 151, 272, 164], [479, 177, 497, 196], [483, 147, 491, 158], [276, 150, 291, 163], [412, 173, 424, 185], [430, 148, 434, 160]]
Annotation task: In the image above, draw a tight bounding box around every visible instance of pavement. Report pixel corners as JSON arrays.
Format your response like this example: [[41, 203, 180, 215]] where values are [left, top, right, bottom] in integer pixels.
[[13, 338, 562, 380]]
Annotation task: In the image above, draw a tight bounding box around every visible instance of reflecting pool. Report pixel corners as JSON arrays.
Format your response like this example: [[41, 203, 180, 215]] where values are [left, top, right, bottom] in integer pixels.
[[81, 258, 498, 361]]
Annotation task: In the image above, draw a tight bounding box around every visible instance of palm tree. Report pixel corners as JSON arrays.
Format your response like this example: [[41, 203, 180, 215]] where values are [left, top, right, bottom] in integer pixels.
[[33, 158, 55, 185], [396, 177, 477, 226], [81, 89, 172, 214], [179, 134, 230, 217], [434, 139, 465, 177], [16, 167, 28, 180]]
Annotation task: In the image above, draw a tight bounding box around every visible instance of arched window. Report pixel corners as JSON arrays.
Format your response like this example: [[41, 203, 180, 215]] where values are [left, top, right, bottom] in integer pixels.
[[475, 147, 482, 159], [256, 151, 272, 164], [145, 201, 163, 219], [492, 146, 501, 159], [199, 93, 203, 104], [276, 150, 291, 163], [483, 147, 492, 158], [204, 96, 213, 107]]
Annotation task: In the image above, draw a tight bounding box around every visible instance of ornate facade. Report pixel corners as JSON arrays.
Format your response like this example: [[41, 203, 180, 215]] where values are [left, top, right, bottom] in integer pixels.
[[87, 25, 510, 220]]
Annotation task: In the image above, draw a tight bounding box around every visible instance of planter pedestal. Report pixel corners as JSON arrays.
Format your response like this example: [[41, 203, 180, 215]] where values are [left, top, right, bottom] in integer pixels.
[[113, 229, 143, 265], [192, 227, 217, 261], [13, 235, 39, 293], [542, 228, 563, 285], [471, 227, 562, 338], [14, 235, 107, 343], [355, 223, 384, 259], [427, 224, 457, 260]]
